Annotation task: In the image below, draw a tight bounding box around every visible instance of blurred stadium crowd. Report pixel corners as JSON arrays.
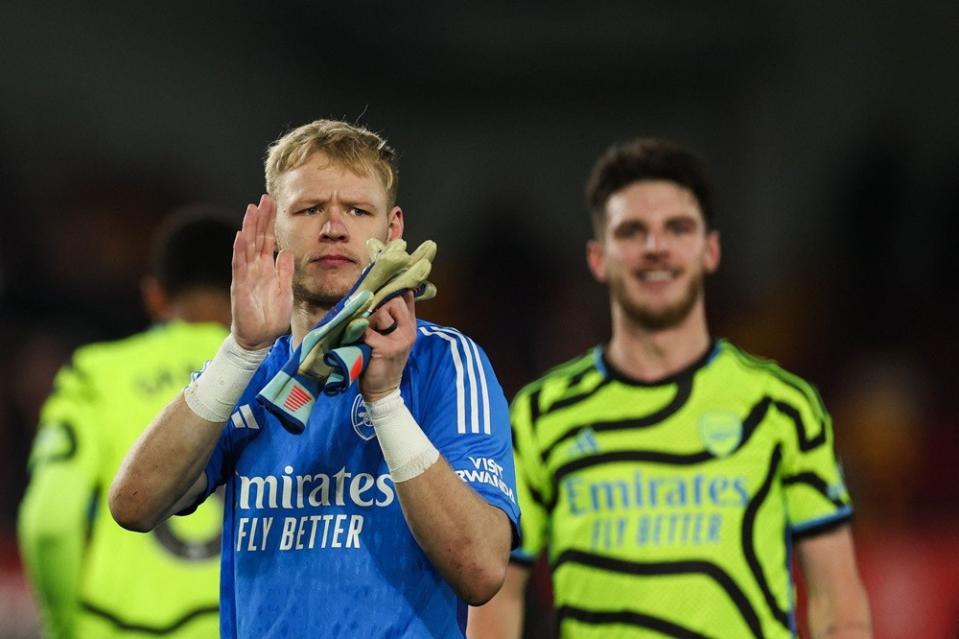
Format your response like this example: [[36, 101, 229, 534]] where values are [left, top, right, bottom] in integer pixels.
[[2, 2, 958, 637], [0, 163, 957, 637]]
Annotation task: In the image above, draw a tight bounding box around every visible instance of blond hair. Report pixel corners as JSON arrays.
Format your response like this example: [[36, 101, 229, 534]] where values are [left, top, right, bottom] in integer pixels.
[[264, 119, 398, 205]]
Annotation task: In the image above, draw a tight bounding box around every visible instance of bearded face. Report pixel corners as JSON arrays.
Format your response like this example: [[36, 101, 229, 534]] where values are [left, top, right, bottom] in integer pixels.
[[273, 152, 402, 311], [587, 180, 719, 332], [606, 259, 706, 330]]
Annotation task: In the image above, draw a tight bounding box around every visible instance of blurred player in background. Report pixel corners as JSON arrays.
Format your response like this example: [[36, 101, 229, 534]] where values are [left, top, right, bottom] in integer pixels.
[[18, 210, 234, 638], [470, 139, 871, 638]]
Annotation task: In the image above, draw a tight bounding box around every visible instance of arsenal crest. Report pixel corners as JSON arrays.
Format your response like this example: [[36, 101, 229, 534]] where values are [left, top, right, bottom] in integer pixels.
[[698, 411, 743, 458], [350, 394, 377, 441]]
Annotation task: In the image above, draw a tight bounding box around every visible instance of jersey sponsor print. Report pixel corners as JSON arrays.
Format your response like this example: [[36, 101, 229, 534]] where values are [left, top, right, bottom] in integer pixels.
[[512, 340, 851, 639], [192, 321, 520, 639]]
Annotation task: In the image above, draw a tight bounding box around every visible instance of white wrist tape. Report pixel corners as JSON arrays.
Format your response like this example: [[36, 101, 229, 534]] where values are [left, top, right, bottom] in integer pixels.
[[365, 390, 439, 482], [184, 334, 270, 423]]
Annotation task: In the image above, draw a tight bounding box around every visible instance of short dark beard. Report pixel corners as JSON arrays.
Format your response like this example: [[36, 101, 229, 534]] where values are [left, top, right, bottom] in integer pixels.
[[291, 268, 346, 310], [612, 270, 703, 331], [292, 280, 339, 309]]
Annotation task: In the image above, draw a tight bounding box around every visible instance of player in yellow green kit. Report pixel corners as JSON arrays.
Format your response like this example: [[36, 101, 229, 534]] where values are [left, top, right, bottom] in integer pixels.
[[470, 140, 872, 638], [18, 211, 235, 638]]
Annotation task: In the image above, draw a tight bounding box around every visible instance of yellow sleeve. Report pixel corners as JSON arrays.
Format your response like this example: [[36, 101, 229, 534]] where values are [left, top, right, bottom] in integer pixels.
[[509, 387, 550, 564], [17, 360, 100, 639], [777, 377, 852, 537]]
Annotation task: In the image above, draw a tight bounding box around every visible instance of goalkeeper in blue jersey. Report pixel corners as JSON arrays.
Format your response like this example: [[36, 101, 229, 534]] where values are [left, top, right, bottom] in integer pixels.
[[109, 119, 520, 638]]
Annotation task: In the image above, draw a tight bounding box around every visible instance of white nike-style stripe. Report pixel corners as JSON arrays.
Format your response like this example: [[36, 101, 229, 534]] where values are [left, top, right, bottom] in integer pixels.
[[464, 334, 491, 435], [231, 412, 245, 429], [436, 327, 491, 435], [419, 327, 467, 434], [240, 404, 260, 430], [420, 326, 493, 436], [437, 328, 479, 433]]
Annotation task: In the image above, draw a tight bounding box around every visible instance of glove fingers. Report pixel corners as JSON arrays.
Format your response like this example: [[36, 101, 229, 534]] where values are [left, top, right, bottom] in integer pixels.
[[302, 290, 372, 349], [299, 289, 372, 372], [365, 237, 406, 258], [300, 342, 336, 375], [414, 281, 437, 302], [341, 317, 370, 345], [407, 240, 437, 264], [382, 238, 407, 253], [302, 358, 333, 380], [365, 237, 386, 260], [299, 239, 436, 378], [369, 259, 432, 308], [359, 250, 411, 293]]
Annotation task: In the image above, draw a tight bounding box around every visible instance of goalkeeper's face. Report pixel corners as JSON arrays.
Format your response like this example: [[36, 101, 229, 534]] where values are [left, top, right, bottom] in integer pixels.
[[587, 179, 719, 331], [273, 152, 404, 309]]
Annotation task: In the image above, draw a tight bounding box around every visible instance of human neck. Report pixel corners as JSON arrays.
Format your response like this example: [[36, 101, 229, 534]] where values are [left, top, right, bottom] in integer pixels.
[[606, 302, 712, 383], [290, 300, 333, 348], [167, 291, 231, 328]]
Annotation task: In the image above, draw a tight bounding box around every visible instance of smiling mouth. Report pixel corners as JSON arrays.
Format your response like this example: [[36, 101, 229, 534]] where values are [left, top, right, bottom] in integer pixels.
[[636, 269, 677, 282]]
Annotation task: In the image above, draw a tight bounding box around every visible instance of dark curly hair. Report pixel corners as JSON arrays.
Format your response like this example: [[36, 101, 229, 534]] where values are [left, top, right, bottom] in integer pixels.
[[586, 138, 714, 237]]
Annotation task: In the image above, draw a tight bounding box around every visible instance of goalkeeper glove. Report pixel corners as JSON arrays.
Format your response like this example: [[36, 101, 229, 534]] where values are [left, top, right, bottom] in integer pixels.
[[255, 287, 373, 433], [257, 238, 437, 434]]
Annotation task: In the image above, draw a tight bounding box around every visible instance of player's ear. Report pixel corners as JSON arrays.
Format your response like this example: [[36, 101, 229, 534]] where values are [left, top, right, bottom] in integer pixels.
[[387, 206, 404, 241], [586, 239, 607, 284], [704, 229, 720, 273], [141, 276, 171, 322]]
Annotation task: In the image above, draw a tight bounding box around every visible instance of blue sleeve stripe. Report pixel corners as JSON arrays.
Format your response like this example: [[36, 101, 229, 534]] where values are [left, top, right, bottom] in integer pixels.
[[418, 326, 492, 436], [790, 505, 853, 534], [511, 548, 536, 564]]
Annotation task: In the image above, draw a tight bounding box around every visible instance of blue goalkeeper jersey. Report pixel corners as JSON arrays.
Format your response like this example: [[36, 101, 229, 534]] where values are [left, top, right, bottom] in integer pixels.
[[193, 320, 520, 638]]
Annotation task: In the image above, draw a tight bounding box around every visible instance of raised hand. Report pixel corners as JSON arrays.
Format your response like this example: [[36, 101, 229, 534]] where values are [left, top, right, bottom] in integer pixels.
[[231, 195, 294, 350]]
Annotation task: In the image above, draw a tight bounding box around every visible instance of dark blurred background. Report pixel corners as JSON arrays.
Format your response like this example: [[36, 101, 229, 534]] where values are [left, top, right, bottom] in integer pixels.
[[1, 2, 957, 637]]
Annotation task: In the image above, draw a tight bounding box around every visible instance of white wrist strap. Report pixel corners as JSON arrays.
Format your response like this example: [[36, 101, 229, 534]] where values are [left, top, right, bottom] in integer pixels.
[[184, 334, 270, 422], [365, 390, 439, 482]]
